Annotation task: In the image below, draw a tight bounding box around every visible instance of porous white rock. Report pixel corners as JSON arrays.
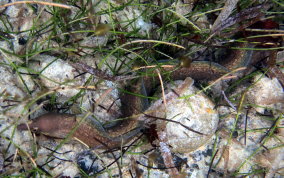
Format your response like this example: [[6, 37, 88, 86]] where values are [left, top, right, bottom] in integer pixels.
[[213, 138, 254, 173], [0, 65, 26, 114], [30, 55, 80, 97], [247, 75, 284, 114], [34, 144, 83, 177], [97, 2, 155, 35], [160, 80, 219, 153], [16, 67, 36, 91]]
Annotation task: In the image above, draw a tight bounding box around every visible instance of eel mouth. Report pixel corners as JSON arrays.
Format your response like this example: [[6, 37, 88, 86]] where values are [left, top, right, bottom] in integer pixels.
[[17, 123, 29, 130]]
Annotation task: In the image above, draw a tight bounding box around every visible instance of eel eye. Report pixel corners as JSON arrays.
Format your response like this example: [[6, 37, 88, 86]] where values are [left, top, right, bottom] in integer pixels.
[[32, 127, 39, 133], [179, 56, 192, 68]]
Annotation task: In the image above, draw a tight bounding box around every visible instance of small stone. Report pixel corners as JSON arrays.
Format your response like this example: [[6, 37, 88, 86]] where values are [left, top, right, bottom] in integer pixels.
[[18, 37, 27, 45], [76, 151, 102, 176]]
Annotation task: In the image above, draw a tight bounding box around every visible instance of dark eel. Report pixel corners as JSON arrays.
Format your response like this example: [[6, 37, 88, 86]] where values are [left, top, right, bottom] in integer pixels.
[[18, 43, 253, 149]]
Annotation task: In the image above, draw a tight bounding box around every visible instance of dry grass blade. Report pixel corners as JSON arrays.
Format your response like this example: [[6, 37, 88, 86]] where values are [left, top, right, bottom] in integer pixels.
[[245, 29, 284, 33], [132, 65, 174, 71], [223, 146, 230, 177], [123, 40, 186, 50], [155, 69, 167, 109], [0, 1, 71, 9]]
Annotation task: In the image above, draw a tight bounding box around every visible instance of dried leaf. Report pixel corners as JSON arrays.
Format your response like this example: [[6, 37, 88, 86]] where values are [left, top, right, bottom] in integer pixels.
[[211, 0, 240, 32], [212, 4, 270, 35]]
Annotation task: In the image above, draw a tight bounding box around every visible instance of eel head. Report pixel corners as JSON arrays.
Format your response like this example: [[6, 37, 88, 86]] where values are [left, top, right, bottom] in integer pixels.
[[17, 113, 77, 139]]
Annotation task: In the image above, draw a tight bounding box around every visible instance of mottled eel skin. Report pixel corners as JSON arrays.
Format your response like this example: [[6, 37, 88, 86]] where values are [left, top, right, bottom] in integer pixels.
[[18, 44, 252, 149]]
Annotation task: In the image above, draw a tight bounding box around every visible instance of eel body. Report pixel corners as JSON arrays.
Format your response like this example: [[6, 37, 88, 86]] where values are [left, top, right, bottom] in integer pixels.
[[17, 44, 252, 149]]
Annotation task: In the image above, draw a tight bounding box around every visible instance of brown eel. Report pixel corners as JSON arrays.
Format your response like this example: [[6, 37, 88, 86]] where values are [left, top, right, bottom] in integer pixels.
[[17, 43, 253, 149]]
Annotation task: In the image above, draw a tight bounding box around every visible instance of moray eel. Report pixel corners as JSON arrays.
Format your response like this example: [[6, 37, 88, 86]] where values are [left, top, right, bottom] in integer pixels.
[[17, 43, 253, 149]]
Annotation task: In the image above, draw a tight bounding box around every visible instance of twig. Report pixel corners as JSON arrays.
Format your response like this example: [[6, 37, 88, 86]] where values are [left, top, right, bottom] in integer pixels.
[[130, 157, 143, 178], [136, 160, 179, 169], [107, 99, 118, 113], [78, 136, 123, 178], [158, 132, 180, 177], [259, 117, 280, 144], [207, 149, 219, 178], [70, 62, 138, 81], [42, 146, 73, 155], [50, 155, 72, 162], [0, 152, 4, 174], [96, 133, 144, 174], [244, 110, 249, 145], [221, 90, 237, 111], [144, 114, 205, 135]]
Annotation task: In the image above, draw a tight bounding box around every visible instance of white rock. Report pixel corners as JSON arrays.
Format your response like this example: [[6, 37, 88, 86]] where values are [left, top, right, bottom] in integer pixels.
[[214, 139, 254, 173], [160, 80, 219, 153], [247, 75, 284, 114], [0, 65, 27, 114], [30, 55, 80, 97], [34, 144, 82, 177], [16, 67, 36, 91]]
